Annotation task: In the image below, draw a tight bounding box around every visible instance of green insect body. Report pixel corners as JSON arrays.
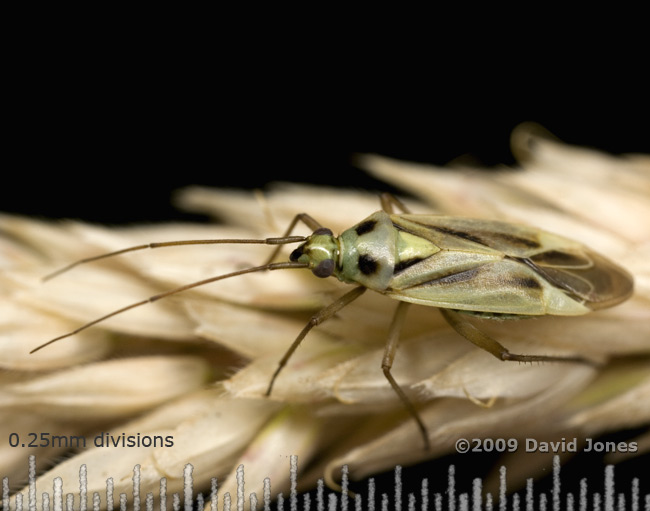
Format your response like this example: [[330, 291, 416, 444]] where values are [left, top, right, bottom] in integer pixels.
[[275, 205, 634, 450], [290, 210, 633, 317], [34, 196, 634, 450]]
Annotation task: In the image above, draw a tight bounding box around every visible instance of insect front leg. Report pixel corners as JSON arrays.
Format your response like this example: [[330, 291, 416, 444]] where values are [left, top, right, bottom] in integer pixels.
[[380, 193, 412, 214], [382, 301, 430, 450], [264, 213, 324, 265], [439, 308, 595, 365], [265, 286, 367, 396]]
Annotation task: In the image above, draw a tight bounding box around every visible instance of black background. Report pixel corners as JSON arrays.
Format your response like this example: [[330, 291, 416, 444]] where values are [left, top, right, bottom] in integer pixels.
[[7, 106, 648, 224], [5, 45, 649, 224], [4, 31, 649, 505]]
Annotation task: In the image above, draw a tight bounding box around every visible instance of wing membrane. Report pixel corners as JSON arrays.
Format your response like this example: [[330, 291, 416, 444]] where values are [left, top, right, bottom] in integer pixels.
[[524, 249, 634, 310]]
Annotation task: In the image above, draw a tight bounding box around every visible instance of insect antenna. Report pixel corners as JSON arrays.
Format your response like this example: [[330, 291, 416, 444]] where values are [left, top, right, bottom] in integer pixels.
[[32, 235, 311, 354], [32, 260, 309, 354], [43, 235, 308, 281]]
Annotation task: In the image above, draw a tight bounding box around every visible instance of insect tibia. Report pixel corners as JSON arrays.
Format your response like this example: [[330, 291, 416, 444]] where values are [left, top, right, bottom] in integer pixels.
[[440, 308, 598, 367], [42, 236, 308, 281], [264, 286, 367, 397], [501, 351, 599, 367]]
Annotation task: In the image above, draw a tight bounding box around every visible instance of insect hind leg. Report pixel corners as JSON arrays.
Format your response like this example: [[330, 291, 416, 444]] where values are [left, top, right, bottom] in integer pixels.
[[439, 308, 595, 366], [382, 301, 430, 450]]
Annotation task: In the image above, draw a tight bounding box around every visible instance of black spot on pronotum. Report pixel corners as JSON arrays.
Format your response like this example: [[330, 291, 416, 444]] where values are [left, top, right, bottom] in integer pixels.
[[358, 254, 379, 275], [313, 259, 335, 278], [355, 220, 377, 236]]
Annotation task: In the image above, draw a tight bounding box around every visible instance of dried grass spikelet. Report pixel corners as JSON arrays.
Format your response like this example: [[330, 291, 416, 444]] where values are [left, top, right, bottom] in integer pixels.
[[1, 124, 648, 508]]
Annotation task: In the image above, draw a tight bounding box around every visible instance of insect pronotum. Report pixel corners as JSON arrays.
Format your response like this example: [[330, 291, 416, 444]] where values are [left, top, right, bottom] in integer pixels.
[[31, 194, 634, 450]]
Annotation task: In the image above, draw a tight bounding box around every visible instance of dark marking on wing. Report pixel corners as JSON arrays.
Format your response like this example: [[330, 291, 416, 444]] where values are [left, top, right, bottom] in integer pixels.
[[516, 257, 588, 301], [430, 226, 487, 245], [530, 249, 590, 267], [358, 254, 379, 275], [424, 267, 481, 286], [489, 232, 541, 249], [355, 220, 377, 236], [512, 276, 543, 289], [394, 257, 424, 274], [453, 309, 532, 320], [404, 262, 540, 291], [397, 217, 541, 252]]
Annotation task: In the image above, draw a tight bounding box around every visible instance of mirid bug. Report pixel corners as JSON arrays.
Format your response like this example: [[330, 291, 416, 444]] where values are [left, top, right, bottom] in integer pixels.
[[31, 194, 634, 450]]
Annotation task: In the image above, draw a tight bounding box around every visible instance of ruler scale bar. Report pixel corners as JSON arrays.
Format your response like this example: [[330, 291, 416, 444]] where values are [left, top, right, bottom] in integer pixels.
[[1, 455, 647, 510]]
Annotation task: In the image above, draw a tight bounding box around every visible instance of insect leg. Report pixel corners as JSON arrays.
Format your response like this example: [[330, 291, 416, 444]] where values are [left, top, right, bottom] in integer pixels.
[[264, 212, 324, 265], [380, 193, 412, 214], [381, 301, 430, 450], [439, 308, 595, 365], [265, 286, 366, 395]]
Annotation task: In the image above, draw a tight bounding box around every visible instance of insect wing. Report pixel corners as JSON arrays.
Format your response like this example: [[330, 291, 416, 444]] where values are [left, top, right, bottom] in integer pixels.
[[388, 256, 573, 315], [393, 215, 548, 256], [524, 244, 634, 310], [385, 215, 633, 315]]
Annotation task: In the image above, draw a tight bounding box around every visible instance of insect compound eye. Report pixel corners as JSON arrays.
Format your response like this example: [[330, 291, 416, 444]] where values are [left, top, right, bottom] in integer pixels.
[[312, 227, 333, 236], [312, 258, 335, 278]]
